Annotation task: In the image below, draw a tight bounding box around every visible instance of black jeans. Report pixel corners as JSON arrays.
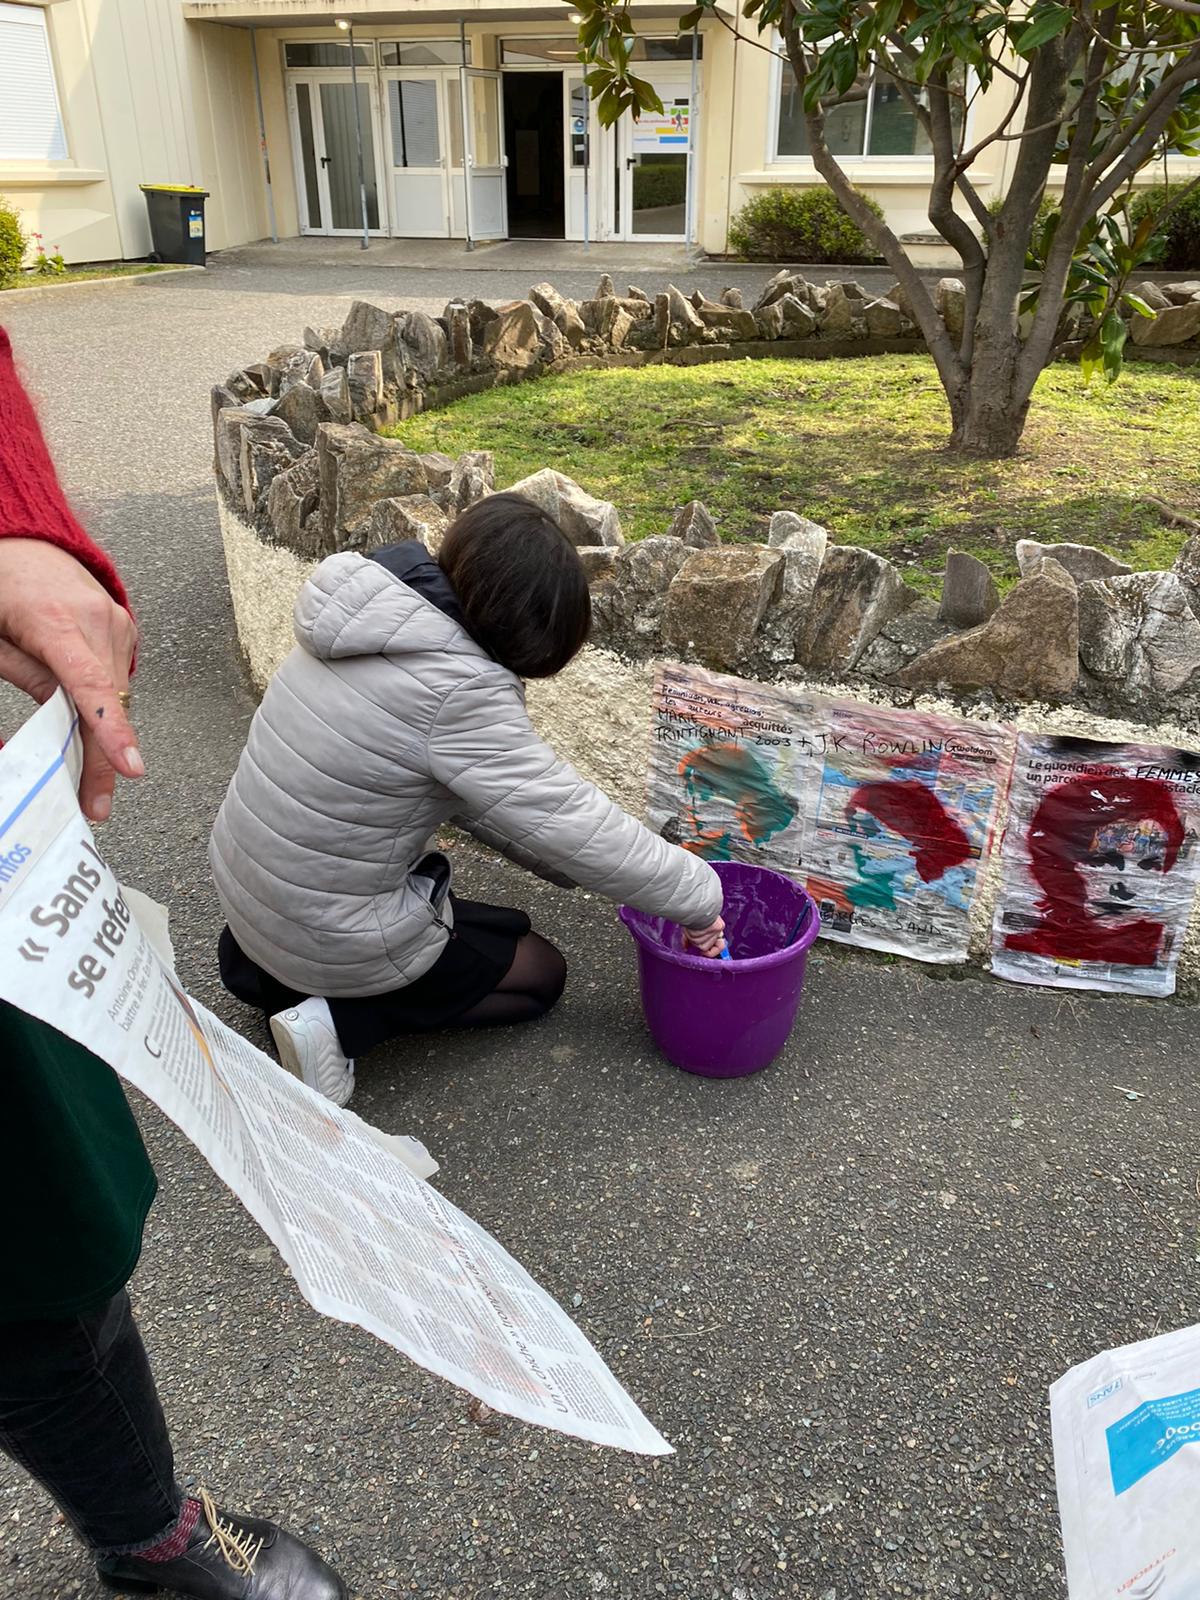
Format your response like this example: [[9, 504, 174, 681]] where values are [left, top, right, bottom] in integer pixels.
[[0, 1290, 183, 1555]]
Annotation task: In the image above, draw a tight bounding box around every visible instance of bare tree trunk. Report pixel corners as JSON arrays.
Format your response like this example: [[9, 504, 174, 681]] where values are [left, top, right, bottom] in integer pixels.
[[950, 339, 1032, 457]]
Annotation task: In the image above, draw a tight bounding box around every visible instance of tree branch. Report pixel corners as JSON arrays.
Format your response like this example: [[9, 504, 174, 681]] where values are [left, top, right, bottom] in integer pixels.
[[1017, 12, 1114, 388], [951, 65, 1143, 170], [778, 3, 965, 398], [1081, 41, 1200, 193], [1081, 55, 1200, 226], [875, 38, 991, 236], [706, 7, 790, 65], [922, 64, 988, 365]]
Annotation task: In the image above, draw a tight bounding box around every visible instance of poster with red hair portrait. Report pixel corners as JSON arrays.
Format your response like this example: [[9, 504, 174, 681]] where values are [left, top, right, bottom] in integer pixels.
[[798, 702, 1014, 962], [990, 735, 1200, 996]]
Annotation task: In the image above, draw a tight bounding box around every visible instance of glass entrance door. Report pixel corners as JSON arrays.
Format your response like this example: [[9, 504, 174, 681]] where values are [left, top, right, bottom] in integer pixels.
[[290, 74, 383, 235], [384, 72, 450, 237], [618, 68, 693, 241], [460, 70, 506, 240]]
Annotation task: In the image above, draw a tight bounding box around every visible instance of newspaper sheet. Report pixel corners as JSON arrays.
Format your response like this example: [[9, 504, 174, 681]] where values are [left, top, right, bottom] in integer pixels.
[[647, 663, 818, 870], [799, 702, 1014, 962], [990, 734, 1200, 997], [1051, 1322, 1200, 1600], [0, 693, 670, 1456]]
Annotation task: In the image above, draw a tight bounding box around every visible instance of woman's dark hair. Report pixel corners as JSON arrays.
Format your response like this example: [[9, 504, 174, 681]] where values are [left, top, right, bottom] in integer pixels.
[[438, 492, 592, 678]]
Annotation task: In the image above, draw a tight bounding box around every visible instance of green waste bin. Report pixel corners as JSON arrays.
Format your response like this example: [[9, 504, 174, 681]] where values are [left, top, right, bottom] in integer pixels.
[[139, 185, 209, 266]]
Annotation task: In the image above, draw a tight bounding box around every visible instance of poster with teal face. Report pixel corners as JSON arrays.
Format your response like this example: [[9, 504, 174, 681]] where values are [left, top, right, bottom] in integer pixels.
[[647, 664, 818, 871]]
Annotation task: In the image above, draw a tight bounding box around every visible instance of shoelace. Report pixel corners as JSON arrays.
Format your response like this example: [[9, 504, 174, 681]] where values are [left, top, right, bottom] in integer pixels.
[[198, 1487, 265, 1577]]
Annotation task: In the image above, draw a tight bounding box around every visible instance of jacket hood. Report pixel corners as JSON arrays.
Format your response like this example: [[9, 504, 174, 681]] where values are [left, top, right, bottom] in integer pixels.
[[294, 546, 483, 663], [369, 540, 467, 627]]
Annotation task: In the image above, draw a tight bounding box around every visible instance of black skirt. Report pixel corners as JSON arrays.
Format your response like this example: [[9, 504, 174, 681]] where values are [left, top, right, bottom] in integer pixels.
[[218, 895, 530, 1057]]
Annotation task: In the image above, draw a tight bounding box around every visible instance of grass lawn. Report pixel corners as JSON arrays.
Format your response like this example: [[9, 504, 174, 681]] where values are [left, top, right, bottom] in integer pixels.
[[389, 353, 1200, 594], [1, 263, 188, 291]]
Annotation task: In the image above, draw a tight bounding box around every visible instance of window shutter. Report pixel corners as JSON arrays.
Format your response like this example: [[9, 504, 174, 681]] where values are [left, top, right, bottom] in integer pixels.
[[0, 3, 69, 161]]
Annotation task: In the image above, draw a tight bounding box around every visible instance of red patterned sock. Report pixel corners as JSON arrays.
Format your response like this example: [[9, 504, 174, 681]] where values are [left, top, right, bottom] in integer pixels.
[[132, 1498, 202, 1563]]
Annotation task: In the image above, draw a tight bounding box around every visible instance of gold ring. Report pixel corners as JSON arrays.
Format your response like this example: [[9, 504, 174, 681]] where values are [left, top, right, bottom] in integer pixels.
[[117, 690, 132, 711]]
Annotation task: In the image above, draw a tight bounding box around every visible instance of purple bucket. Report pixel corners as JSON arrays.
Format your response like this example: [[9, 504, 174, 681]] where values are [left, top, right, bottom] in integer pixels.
[[619, 860, 820, 1079]]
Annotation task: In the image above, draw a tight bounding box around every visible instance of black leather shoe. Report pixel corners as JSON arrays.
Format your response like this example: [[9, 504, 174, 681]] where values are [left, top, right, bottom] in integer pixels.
[[96, 1495, 347, 1599]]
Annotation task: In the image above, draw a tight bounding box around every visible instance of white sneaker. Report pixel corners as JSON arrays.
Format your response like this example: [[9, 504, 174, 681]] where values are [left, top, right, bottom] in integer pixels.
[[269, 998, 356, 1108]]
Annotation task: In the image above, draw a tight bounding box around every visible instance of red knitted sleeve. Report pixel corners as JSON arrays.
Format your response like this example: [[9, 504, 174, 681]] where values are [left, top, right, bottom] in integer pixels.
[[0, 325, 128, 609]]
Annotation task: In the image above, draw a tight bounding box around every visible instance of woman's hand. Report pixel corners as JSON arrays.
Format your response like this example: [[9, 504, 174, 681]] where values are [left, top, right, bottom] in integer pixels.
[[683, 916, 727, 959], [0, 538, 142, 822]]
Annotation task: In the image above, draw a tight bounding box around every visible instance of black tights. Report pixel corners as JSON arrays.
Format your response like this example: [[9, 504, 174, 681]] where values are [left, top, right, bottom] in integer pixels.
[[455, 932, 567, 1029], [219, 924, 566, 1058]]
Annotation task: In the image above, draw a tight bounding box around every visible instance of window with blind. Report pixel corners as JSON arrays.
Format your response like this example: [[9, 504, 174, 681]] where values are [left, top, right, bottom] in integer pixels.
[[388, 79, 441, 169], [0, 2, 68, 161]]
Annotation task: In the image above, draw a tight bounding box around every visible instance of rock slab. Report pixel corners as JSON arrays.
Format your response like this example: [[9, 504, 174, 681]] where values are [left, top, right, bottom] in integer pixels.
[[664, 546, 784, 670], [317, 423, 430, 548], [505, 468, 624, 548], [1077, 570, 1200, 698], [796, 547, 908, 673], [1016, 538, 1132, 585], [1130, 300, 1200, 347], [592, 536, 690, 646], [668, 500, 720, 549], [939, 550, 999, 628], [901, 567, 1079, 699]]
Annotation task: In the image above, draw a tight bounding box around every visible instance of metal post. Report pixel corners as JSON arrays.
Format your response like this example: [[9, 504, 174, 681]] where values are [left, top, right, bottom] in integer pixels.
[[459, 19, 475, 251], [684, 25, 700, 258], [582, 107, 590, 251], [723, 9, 742, 258], [250, 28, 278, 243], [347, 23, 370, 249]]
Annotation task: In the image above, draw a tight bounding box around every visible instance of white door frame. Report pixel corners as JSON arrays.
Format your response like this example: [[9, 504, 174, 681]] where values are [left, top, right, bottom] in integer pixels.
[[286, 69, 389, 237], [616, 64, 695, 243]]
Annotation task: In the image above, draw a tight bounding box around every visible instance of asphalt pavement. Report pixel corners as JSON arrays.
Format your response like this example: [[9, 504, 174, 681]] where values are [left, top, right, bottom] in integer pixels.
[[1, 249, 1198, 1600]]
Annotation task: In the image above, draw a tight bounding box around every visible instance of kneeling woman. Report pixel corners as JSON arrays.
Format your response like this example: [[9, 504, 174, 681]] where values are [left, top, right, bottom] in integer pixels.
[[210, 494, 725, 1105]]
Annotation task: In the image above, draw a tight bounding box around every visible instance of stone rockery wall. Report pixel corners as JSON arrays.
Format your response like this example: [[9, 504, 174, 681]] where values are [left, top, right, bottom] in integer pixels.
[[211, 273, 1200, 730]]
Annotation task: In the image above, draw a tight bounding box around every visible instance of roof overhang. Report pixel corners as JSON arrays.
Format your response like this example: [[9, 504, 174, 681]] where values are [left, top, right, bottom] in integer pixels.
[[182, 0, 727, 25]]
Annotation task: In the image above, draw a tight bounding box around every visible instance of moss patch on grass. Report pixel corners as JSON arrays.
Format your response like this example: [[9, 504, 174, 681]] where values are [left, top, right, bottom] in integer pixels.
[[388, 353, 1200, 594]]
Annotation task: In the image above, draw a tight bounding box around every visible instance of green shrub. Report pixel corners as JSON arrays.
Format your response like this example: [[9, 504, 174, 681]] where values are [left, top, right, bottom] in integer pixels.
[[633, 161, 687, 212], [1129, 184, 1200, 270], [0, 197, 26, 288], [987, 190, 1059, 225], [728, 185, 884, 263]]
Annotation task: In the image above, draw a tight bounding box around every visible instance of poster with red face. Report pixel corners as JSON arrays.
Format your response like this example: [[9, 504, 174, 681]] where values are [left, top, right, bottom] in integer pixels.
[[798, 701, 1014, 963], [990, 735, 1200, 996]]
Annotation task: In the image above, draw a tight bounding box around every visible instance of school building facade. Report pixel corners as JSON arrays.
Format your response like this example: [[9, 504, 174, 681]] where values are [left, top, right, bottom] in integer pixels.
[[2, 0, 1193, 266]]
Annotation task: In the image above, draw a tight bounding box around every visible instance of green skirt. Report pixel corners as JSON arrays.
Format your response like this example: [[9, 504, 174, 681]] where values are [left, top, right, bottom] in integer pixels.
[[0, 1003, 156, 1323]]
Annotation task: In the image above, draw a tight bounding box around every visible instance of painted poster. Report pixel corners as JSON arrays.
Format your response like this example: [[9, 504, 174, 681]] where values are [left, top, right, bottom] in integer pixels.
[[799, 703, 1015, 962], [990, 735, 1200, 996], [647, 663, 818, 870]]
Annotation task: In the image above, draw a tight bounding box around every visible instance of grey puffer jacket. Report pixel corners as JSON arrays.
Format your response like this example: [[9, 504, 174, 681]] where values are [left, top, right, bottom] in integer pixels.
[[210, 546, 721, 997]]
